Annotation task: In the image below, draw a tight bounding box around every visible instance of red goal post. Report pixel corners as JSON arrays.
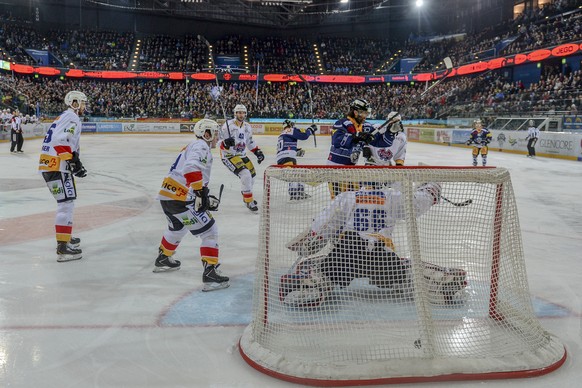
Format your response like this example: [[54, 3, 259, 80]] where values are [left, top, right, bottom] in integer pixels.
[[239, 165, 566, 386]]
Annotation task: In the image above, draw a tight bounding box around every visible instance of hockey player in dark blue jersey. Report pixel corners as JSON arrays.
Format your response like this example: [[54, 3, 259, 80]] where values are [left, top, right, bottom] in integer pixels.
[[327, 98, 375, 197], [277, 119, 318, 200], [466, 119, 492, 166]]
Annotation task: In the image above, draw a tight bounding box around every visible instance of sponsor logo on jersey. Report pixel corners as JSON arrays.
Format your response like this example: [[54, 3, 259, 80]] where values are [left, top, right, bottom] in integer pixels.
[[181, 215, 199, 226], [51, 182, 64, 195]]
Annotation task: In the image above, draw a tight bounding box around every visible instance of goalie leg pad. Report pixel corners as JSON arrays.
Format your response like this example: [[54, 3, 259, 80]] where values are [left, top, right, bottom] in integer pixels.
[[422, 263, 467, 305], [279, 255, 333, 307]]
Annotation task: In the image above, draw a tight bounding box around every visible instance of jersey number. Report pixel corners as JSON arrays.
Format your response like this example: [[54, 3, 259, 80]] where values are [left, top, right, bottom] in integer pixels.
[[43, 123, 57, 144], [353, 208, 387, 232]]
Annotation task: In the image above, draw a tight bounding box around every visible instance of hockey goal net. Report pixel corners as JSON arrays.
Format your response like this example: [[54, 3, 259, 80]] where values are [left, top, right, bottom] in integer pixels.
[[239, 166, 566, 386]]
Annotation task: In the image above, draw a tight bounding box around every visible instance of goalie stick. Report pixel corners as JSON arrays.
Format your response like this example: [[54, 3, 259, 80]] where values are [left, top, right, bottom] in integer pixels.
[[295, 73, 317, 148], [197, 35, 232, 138], [441, 196, 473, 207], [417, 163, 473, 207]]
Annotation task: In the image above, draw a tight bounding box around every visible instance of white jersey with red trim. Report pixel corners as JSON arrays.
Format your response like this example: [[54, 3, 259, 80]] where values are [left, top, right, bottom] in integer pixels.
[[157, 138, 213, 202], [219, 119, 258, 157], [38, 108, 82, 173], [367, 131, 407, 166]]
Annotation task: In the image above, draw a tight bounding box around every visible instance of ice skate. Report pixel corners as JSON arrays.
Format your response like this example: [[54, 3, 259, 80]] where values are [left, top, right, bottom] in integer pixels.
[[69, 236, 81, 248], [56, 241, 83, 262], [245, 200, 259, 212], [202, 263, 230, 291], [153, 250, 181, 273]]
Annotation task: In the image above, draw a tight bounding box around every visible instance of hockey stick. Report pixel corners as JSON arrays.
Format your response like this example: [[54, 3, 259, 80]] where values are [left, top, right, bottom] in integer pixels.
[[441, 196, 473, 207], [197, 35, 231, 138], [208, 184, 225, 212], [295, 73, 317, 148], [350, 57, 454, 163], [375, 57, 454, 136], [217, 183, 224, 202]]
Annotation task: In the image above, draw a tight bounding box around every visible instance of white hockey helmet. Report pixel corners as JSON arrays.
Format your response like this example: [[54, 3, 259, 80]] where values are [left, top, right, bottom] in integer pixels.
[[473, 119, 482, 127], [193, 119, 219, 141], [233, 104, 247, 114], [65, 91, 88, 109], [529, 120, 535, 126]]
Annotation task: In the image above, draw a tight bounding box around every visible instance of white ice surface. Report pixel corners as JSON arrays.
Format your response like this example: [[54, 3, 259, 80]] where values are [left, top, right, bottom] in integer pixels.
[[0, 134, 580, 388]]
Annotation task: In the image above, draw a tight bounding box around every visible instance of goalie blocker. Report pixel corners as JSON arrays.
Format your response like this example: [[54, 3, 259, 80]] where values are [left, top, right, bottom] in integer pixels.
[[281, 231, 467, 308]]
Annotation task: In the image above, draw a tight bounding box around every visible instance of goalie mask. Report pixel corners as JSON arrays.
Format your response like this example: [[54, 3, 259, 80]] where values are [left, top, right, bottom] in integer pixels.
[[193, 119, 219, 142]]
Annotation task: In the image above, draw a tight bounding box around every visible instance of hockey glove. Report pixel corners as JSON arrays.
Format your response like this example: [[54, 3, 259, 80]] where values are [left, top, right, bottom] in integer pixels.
[[465, 140, 472, 146], [223, 137, 236, 149], [350, 148, 361, 164], [362, 146, 372, 159], [207, 195, 220, 211], [193, 186, 210, 212], [353, 131, 374, 145], [417, 182, 442, 205], [253, 148, 265, 164], [307, 124, 318, 135], [69, 152, 87, 178], [296, 148, 305, 157]]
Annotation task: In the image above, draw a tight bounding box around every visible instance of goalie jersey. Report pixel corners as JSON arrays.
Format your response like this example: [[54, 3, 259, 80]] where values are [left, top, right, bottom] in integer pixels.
[[158, 138, 213, 202], [311, 186, 435, 243]]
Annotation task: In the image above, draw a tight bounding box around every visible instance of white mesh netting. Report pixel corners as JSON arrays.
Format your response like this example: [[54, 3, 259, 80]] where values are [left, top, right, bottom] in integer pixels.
[[239, 166, 565, 385]]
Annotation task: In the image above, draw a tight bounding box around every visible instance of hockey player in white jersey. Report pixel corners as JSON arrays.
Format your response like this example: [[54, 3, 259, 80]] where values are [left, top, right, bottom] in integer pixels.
[[281, 182, 467, 307], [38, 91, 88, 262], [218, 104, 264, 212], [361, 112, 407, 166], [154, 119, 229, 291]]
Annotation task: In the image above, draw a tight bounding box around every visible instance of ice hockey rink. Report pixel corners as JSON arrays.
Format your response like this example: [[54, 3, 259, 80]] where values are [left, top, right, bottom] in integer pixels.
[[1, 133, 581, 388]]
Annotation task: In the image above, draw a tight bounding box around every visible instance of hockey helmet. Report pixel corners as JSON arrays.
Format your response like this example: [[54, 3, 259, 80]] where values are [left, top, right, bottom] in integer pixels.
[[350, 98, 371, 113], [282, 119, 294, 133], [473, 119, 482, 127], [233, 104, 247, 114], [193, 119, 219, 141], [65, 91, 88, 109], [529, 120, 535, 126]]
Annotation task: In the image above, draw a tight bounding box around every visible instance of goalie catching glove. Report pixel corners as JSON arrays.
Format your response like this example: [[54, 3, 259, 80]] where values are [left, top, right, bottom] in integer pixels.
[[68, 151, 87, 178], [296, 148, 305, 157]]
